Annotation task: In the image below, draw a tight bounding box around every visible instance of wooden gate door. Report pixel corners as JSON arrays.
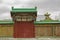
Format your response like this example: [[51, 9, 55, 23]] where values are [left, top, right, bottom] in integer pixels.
[[13, 21, 35, 38]]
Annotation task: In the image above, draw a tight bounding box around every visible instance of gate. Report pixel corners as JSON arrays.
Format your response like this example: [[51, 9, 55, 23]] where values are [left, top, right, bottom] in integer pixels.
[[13, 21, 35, 38]]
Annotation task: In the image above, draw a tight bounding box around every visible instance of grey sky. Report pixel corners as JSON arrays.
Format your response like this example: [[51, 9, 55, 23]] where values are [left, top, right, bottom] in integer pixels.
[[0, 0, 60, 20]]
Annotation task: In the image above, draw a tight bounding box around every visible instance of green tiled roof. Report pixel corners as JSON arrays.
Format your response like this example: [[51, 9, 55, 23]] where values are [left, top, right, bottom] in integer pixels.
[[0, 21, 14, 24], [0, 21, 60, 24], [0, 20, 60, 24], [11, 7, 37, 12], [34, 20, 60, 24]]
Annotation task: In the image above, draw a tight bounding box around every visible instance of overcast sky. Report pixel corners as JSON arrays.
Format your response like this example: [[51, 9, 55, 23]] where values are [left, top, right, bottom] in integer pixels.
[[0, 0, 60, 20]]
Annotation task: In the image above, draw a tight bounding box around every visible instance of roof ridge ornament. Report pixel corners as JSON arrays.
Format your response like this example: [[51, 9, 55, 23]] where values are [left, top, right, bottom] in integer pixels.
[[12, 7, 14, 10], [44, 12, 52, 20], [35, 6, 37, 10]]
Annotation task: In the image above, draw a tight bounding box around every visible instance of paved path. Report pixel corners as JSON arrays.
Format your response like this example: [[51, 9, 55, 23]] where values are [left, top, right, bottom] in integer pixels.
[[0, 38, 60, 40]]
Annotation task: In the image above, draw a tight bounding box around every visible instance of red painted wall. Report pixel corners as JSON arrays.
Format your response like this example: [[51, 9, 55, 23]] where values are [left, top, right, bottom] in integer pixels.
[[13, 21, 35, 38]]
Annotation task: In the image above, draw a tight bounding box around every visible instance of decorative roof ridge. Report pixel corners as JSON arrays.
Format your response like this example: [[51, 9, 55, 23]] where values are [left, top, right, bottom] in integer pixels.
[[12, 7, 37, 10]]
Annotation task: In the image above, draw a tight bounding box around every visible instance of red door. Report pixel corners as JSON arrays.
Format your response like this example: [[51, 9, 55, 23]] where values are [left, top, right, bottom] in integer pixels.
[[13, 21, 35, 38]]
